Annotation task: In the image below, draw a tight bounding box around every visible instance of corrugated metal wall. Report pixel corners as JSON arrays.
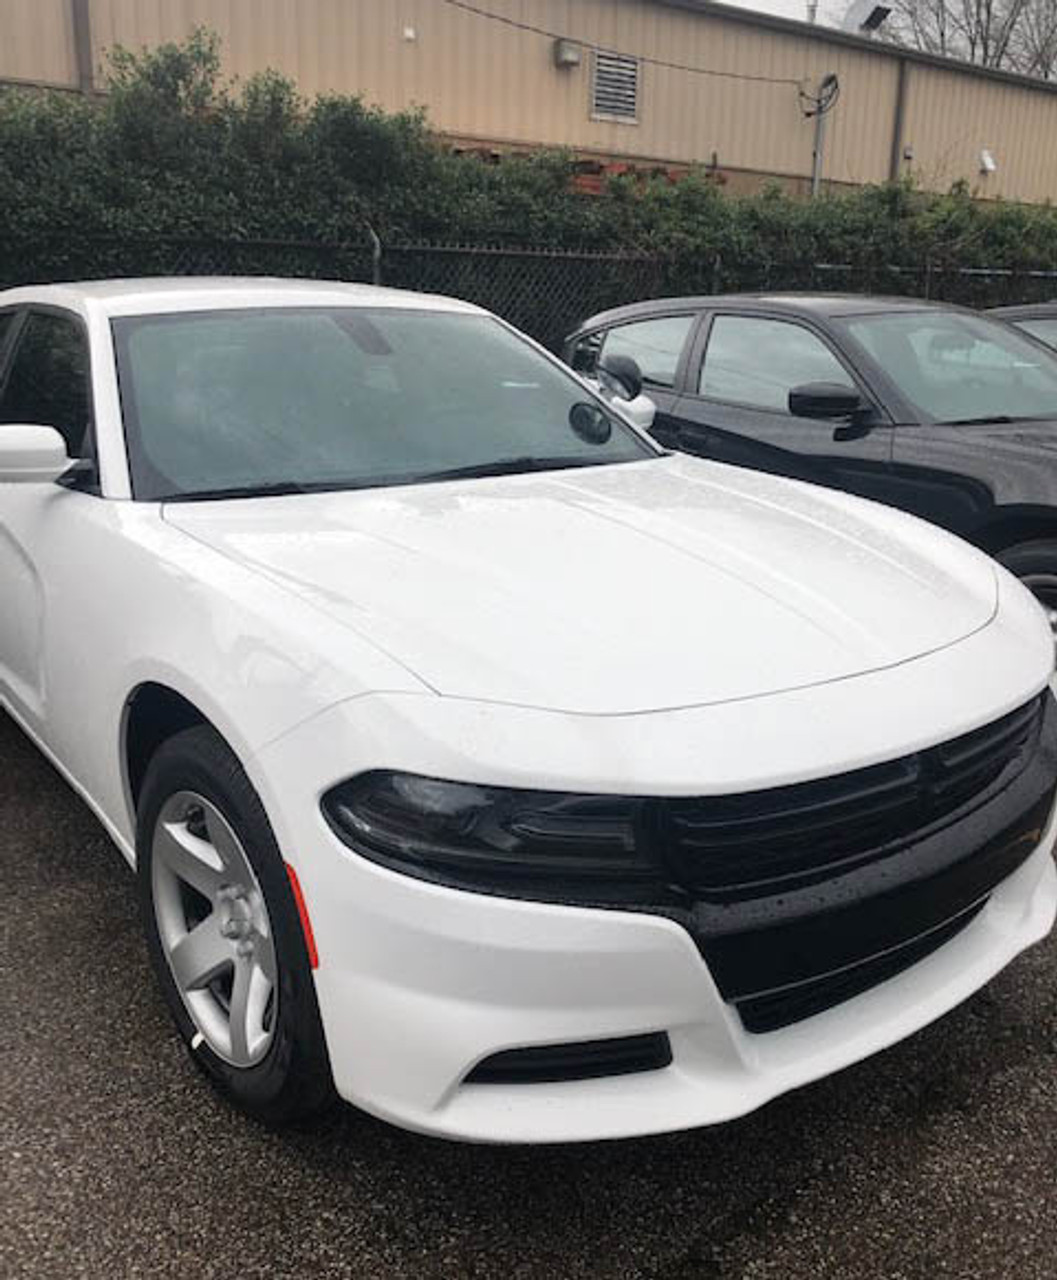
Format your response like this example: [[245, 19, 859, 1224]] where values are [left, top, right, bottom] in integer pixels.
[[3, 0, 1056, 202], [901, 63, 1057, 203], [0, 0, 77, 87]]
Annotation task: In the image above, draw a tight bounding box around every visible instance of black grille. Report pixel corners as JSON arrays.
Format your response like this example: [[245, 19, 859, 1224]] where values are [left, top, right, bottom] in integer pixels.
[[735, 901, 986, 1033], [667, 694, 1046, 901], [465, 1033, 672, 1085], [688, 692, 1057, 1035]]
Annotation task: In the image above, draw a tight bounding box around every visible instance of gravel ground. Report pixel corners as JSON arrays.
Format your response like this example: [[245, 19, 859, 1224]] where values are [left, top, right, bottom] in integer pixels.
[[1, 709, 1055, 1280]]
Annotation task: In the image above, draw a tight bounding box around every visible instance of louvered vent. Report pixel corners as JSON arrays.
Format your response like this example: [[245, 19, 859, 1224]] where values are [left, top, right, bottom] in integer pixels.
[[592, 52, 639, 121]]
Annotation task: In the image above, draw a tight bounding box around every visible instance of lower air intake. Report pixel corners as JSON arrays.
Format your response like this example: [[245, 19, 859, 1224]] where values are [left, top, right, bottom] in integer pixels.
[[465, 1032, 672, 1084]]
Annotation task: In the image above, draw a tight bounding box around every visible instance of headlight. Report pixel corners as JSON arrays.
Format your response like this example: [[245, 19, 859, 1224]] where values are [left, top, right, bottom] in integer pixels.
[[321, 771, 684, 905]]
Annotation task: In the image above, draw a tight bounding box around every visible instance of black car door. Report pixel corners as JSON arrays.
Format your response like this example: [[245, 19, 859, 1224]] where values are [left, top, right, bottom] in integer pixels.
[[567, 311, 698, 434], [666, 310, 898, 504]]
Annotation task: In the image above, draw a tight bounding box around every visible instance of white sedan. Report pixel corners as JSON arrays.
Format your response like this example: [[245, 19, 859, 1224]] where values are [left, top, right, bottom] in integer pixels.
[[0, 278, 1054, 1144]]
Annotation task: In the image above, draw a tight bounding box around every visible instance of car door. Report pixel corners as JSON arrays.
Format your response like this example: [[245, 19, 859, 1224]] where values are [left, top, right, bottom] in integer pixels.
[[667, 311, 897, 504], [0, 306, 96, 730], [567, 312, 698, 436]]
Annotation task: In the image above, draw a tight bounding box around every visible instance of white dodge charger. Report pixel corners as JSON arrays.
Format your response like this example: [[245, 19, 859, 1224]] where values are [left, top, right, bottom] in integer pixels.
[[0, 278, 1054, 1143]]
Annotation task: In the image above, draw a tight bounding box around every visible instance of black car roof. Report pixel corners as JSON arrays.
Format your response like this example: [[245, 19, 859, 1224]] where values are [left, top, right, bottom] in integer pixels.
[[570, 292, 960, 337]]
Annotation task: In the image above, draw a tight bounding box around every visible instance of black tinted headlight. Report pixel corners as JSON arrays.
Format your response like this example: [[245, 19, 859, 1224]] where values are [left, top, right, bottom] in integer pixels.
[[322, 771, 682, 905]]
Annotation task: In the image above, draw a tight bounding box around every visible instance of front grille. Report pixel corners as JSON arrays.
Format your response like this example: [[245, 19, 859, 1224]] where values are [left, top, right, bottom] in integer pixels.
[[667, 694, 1046, 901], [686, 692, 1057, 1035], [465, 1033, 672, 1085], [735, 901, 986, 1033]]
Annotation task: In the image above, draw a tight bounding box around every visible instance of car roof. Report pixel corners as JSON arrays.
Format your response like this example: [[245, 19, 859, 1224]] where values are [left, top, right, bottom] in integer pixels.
[[988, 302, 1057, 319], [0, 276, 486, 319], [570, 292, 959, 336]]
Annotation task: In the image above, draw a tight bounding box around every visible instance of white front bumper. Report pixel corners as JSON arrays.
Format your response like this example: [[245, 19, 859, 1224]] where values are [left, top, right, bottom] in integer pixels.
[[297, 821, 1056, 1144], [250, 628, 1057, 1141]]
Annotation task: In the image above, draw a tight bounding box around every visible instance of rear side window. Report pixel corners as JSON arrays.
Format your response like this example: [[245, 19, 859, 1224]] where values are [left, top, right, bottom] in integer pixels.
[[596, 315, 694, 389], [699, 316, 851, 412], [0, 311, 92, 457]]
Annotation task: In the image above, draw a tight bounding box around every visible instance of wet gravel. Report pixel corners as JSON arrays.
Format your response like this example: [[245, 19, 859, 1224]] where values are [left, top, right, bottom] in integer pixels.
[[2, 709, 1055, 1280]]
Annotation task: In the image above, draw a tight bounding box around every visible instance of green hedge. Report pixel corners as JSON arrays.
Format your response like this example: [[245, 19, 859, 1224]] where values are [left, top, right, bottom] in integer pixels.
[[3, 30, 1057, 294]]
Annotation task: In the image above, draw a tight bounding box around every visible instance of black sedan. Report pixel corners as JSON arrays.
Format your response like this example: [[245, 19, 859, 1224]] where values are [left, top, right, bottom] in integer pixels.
[[566, 294, 1057, 626], [989, 302, 1057, 351]]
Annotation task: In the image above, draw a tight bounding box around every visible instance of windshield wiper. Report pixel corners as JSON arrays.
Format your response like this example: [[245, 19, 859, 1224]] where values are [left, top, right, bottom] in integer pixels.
[[161, 481, 312, 502], [939, 414, 1052, 426], [412, 455, 612, 483], [158, 455, 649, 502]]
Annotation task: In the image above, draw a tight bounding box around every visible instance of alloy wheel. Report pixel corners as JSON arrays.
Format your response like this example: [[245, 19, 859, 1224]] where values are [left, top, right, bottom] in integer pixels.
[[151, 791, 278, 1068]]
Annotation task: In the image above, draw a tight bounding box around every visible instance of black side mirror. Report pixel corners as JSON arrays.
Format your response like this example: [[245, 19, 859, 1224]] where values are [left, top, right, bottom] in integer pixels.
[[788, 382, 865, 420], [598, 354, 644, 402]]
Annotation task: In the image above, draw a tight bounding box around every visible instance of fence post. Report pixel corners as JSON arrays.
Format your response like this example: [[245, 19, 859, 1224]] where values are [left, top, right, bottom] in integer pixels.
[[366, 224, 382, 286], [924, 256, 932, 300], [712, 253, 722, 294]]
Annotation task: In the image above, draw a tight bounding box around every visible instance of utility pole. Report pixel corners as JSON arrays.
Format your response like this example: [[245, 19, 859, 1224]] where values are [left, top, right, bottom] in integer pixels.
[[804, 73, 840, 197]]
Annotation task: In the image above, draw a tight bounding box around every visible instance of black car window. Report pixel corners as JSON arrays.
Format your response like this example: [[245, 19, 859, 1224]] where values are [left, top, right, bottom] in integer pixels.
[[0, 311, 92, 457], [596, 315, 694, 389], [569, 330, 604, 375], [699, 316, 851, 412], [844, 311, 1057, 423], [1016, 317, 1057, 352]]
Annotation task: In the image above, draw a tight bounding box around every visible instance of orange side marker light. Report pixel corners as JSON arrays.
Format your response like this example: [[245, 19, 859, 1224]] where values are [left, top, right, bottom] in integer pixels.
[[285, 862, 320, 969]]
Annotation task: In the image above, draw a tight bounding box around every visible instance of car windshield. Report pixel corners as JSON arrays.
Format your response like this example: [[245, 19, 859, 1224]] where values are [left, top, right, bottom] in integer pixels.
[[112, 307, 657, 501], [842, 310, 1057, 424]]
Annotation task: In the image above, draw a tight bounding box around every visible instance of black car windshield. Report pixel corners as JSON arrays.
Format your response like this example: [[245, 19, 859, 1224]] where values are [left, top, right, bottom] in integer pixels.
[[112, 307, 657, 501], [842, 310, 1057, 424]]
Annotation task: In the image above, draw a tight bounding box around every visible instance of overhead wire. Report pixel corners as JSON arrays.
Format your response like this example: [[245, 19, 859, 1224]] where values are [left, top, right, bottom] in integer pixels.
[[434, 0, 806, 88]]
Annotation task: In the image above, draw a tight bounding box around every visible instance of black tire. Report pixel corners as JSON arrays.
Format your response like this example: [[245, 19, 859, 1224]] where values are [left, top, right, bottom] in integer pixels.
[[136, 724, 335, 1126], [996, 539, 1057, 624]]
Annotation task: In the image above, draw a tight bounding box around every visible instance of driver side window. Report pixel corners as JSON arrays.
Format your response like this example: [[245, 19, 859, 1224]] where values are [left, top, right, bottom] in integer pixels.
[[699, 315, 852, 413], [0, 311, 92, 458]]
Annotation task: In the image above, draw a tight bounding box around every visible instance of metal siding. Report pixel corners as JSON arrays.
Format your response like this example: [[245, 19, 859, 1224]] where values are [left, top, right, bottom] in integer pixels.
[[903, 65, 1057, 203], [0, 0, 78, 86], [7, 1, 1057, 202]]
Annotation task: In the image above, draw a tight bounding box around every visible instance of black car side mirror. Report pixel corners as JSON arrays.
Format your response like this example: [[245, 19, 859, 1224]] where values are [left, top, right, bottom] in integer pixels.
[[788, 382, 865, 420], [598, 355, 644, 402]]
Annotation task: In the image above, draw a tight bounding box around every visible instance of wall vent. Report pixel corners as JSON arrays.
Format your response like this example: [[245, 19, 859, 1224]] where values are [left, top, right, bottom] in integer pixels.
[[592, 51, 639, 122]]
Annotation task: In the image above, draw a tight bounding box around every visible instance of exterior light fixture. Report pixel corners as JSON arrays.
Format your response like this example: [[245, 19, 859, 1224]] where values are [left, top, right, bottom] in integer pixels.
[[553, 39, 583, 69]]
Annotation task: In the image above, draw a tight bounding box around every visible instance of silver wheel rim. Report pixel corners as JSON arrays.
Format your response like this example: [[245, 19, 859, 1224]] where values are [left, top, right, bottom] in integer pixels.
[[151, 791, 278, 1068], [1021, 572, 1057, 638]]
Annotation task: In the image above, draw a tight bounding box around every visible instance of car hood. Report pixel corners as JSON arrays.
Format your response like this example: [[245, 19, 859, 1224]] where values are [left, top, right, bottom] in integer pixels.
[[162, 456, 998, 715]]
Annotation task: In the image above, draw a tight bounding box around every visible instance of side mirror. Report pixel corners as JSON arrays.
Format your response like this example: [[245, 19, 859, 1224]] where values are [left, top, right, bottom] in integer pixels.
[[788, 382, 865, 420], [598, 354, 644, 403], [619, 392, 657, 432], [0, 425, 72, 484]]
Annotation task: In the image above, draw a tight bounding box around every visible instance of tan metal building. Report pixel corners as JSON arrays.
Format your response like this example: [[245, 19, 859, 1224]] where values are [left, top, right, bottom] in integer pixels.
[[3, 0, 1057, 202]]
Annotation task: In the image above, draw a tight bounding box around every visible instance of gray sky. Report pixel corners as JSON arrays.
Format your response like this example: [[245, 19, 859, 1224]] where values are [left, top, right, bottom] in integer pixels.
[[722, 0, 848, 24]]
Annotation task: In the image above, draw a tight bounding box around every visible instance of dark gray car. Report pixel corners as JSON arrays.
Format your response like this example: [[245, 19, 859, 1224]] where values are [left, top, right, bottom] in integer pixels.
[[989, 302, 1057, 352]]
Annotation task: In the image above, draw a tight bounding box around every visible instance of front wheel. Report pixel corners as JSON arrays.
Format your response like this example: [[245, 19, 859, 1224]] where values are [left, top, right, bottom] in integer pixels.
[[137, 725, 335, 1125], [996, 540, 1057, 638]]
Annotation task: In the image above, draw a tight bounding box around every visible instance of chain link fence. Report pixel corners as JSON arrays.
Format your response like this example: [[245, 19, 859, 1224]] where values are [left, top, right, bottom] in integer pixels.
[[5, 235, 1057, 350]]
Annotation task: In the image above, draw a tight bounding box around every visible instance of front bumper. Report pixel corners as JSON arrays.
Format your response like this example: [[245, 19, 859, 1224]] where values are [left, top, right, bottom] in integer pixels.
[[290, 814, 1057, 1144], [249, 592, 1056, 1142]]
